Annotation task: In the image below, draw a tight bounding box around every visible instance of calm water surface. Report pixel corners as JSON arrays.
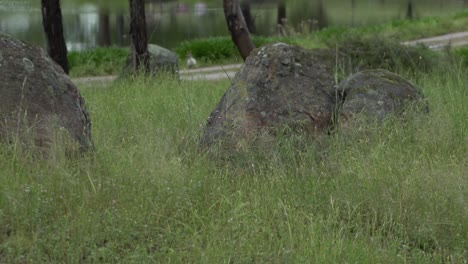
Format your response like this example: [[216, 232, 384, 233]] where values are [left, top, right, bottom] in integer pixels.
[[0, 0, 467, 51]]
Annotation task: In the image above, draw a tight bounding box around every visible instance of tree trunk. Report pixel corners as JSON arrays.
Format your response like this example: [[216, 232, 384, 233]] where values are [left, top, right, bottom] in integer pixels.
[[277, 1, 286, 26], [41, 0, 69, 74], [240, 2, 256, 34], [98, 9, 111, 47], [116, 14, 125, 46], [129, 0, 149, 73], [406, 0, 413, 20], [315, 0, 328, 29], [223, 0, 255, 61]]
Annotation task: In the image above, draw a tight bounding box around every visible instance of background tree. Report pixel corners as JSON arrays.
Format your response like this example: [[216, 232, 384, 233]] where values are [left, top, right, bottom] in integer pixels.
[[116, 14, 125, 46], [240, 1, 256, 34], [223, 0, 255, 61], [406, 0, 414, 20], [129, 0, 149, 73], [41, 0, 69, 74], [98, 9, 111, 47], [277, 0, 287, 26]]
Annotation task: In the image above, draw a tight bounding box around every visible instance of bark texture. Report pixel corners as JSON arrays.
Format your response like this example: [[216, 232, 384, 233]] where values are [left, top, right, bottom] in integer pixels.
[[223, 0, 255, 61], [129, 0, 150, 73], [98, 9, 111, 46], [240, 2, 256, 34], [41, 0, 69, 74]]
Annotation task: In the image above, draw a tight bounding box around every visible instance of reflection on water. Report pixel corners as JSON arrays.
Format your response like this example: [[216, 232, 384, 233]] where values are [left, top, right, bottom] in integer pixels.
[[0, 0, 466, 51]]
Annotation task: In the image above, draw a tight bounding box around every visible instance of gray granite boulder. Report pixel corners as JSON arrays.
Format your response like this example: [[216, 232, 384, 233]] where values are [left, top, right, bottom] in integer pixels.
[[336, 69, 428, 127], [201, 43, 336, 148], [0, 32, 92, 152]]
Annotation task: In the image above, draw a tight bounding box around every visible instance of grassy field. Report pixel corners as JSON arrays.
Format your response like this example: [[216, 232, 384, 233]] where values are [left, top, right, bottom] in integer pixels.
[[0, 48, 466, 262]]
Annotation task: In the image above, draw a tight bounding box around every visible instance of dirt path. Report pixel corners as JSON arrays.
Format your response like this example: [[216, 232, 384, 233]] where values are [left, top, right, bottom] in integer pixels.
[[73, 31, 468, 86], [73, 64, 242, 85], [402, 31, 468, 50]]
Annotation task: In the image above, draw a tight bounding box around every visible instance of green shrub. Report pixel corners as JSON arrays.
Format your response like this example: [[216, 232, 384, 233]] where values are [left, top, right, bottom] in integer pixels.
[[174, 36, 298, 62], [68, 47, 128, 77], [323, 35, 439, 75]]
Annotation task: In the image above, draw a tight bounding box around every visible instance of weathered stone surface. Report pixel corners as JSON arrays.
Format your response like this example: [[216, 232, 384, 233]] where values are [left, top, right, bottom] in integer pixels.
[[337, 69, 427, 126], [121, 44, 179, 77], [201, 43, 336, 147], [0, 32, 92, 151]]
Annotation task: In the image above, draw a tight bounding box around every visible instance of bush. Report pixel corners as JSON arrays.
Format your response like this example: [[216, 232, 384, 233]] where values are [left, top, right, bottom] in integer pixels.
[[174, 36, 298, 62], [323, 35, 438, 74], [68, 47, 128, 76]]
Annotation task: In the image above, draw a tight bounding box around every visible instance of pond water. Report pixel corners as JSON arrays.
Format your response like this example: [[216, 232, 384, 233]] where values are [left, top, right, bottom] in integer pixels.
[[0, 0, 466, 51]]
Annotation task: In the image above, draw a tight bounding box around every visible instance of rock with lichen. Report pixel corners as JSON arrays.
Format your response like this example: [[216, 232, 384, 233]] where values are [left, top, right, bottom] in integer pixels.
[[201, 43, 336, 148], [0, 32, 92, 152], [336, 69, 428, 127]]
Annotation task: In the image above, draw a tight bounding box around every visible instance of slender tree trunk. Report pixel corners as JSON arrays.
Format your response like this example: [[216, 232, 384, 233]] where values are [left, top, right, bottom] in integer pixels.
[[41, 0, 69, 74], [406, 0, 413, 20], [277, 1, 286, 26], [116, 14, 125, 46], [129, 0, 149, 73], [240, 2, 256, 34], [223, 0, 255, 61], [98, 9, 111, 47], [316, 0, 328, 29]]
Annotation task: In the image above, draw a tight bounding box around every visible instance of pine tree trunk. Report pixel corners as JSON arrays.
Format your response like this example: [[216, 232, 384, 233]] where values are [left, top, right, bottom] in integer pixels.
[[129, 0, 149, 73], [240, 2, 256, 34], [41, 0, 69, 74], [406, 0, 413, 20], [116, 14, 125, 46], [277, 1, 286, 26], [98, 9, 111, 47], [223, 0, 255, 61]]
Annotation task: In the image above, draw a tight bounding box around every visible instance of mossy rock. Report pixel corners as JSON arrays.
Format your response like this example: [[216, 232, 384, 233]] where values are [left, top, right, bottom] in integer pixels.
[[201, 43, 336, 149], [0, 32, 92, 153], [336, 69, 428, 127]]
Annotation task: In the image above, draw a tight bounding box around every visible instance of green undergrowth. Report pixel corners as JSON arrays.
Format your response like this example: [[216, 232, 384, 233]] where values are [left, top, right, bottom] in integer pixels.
[[68, 10, 468, 78], [68, 47, 128, 77], [67, 36, 296, 77], [1, 59, 466, 262], [454, 47, 468, 68], [296, 10, 468, 48], [174, 35, 299, 63]]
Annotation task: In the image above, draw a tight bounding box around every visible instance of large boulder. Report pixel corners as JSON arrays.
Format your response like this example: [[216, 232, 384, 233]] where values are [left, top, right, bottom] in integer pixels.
[[201, 43, 336, 147], [121, 44, 179, 77], [0, 32, 92, 152], [336, 69, 428, 127]]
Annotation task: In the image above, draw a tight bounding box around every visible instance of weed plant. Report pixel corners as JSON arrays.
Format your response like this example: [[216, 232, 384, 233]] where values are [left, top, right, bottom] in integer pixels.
[[0, 56, 466, 262]]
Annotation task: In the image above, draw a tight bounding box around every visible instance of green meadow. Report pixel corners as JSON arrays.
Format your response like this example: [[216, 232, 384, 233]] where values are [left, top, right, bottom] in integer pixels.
[[1, 7, 468, 263], [1, 53, 466, 262]]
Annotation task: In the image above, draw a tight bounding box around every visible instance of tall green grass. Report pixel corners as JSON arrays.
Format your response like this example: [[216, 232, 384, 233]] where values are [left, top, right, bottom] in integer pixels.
[[0, 63, 466, 262]]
